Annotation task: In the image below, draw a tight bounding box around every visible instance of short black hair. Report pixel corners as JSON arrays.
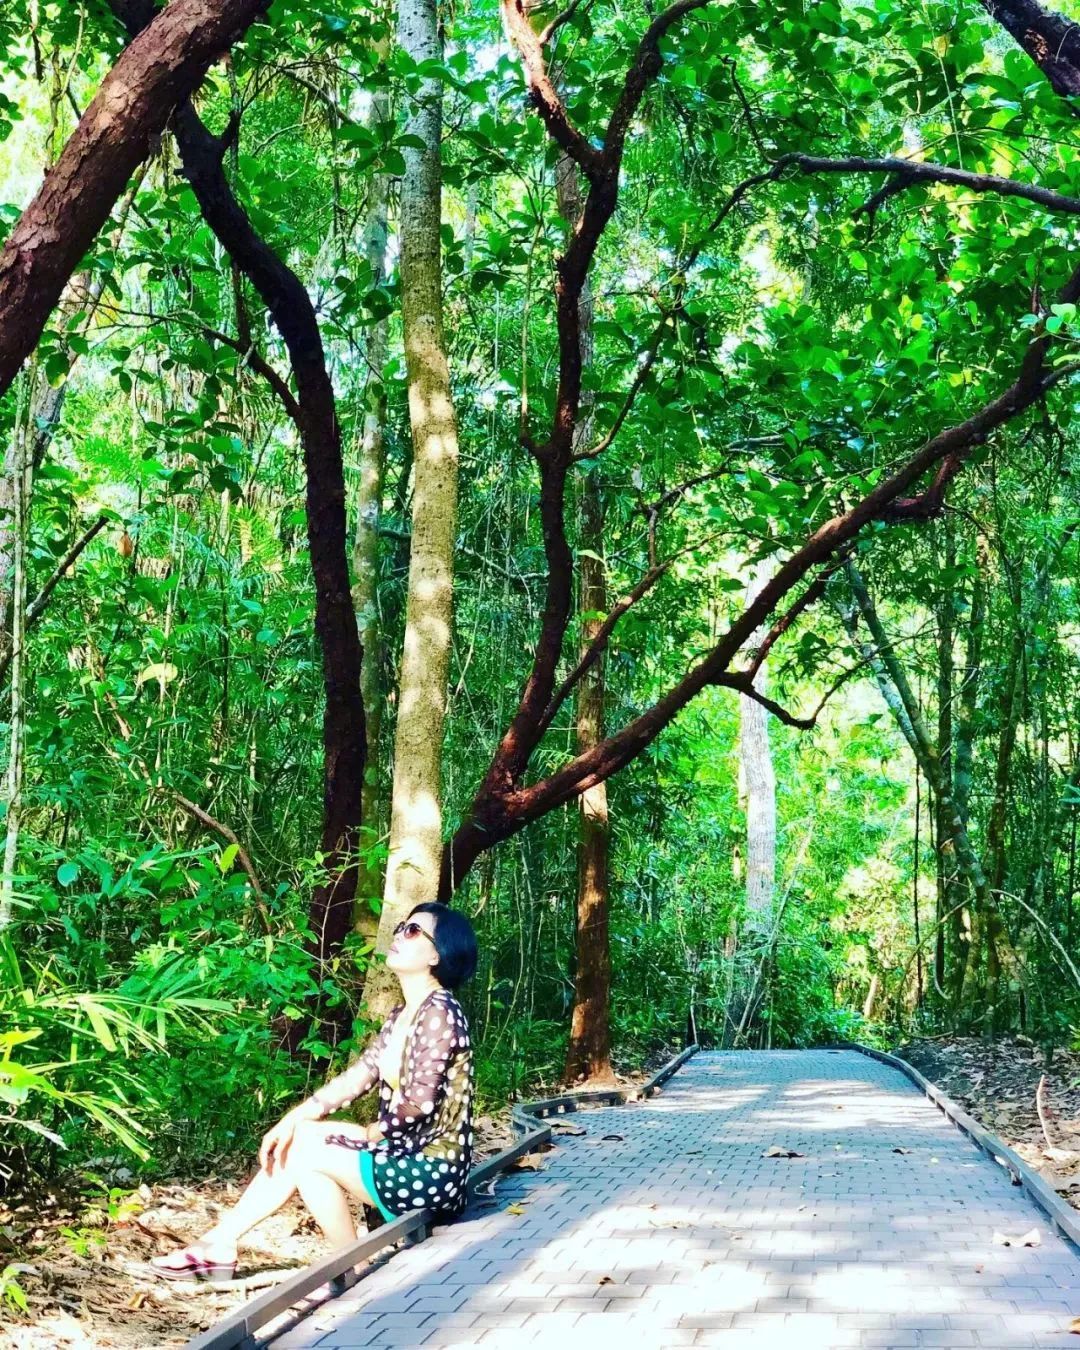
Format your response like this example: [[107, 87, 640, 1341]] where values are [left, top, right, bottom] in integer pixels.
[[409, 902, 478, 991]]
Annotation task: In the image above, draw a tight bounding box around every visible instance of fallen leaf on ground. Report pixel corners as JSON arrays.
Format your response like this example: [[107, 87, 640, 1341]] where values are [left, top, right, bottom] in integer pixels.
[[550, 1121, 586, 1136], [992, 1228, 1041, 1247], [763, 1146, 804, 1158], [1069, 1316, 1080, 1334], [472, 1179, 496, 1198], [506, 1204, 526, 1216], [510, 1154, 547, 1171], [892, 1147, 913, 1155], [1045, 1147, 1080, 1165], [601, 1134, 624, 1142], [598, 1275, 613, 1286]]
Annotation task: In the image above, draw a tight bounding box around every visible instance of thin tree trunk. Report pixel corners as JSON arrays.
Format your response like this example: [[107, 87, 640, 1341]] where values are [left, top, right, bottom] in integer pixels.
[[951, 550, 986, 1003], [0, 386, 31, 930], [975, 624, 1023, 1030], [351, 64, 392, 944], [0, 0, 270, 400], [935, 530, 957, 1003], [742, 565, 777, 924], [365, 0, 461, 1019]]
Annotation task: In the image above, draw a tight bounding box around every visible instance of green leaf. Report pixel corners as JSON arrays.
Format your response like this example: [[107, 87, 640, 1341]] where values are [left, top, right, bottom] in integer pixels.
[[56, 863, 79, 888], [135, 663, 179, 688], [44, 351, 69, 387]]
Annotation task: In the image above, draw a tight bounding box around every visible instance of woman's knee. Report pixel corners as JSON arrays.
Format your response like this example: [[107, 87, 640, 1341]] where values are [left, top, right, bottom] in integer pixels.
[[285, 1120, 327, 1173]]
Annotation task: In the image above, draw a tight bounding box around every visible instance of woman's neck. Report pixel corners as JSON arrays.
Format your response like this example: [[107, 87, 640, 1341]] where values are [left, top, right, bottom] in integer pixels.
[[399, 971, 441, 1011]]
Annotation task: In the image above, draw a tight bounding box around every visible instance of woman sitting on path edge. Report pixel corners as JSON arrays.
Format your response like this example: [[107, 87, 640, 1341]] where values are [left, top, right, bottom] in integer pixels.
[[151, 902, 478, 1281]]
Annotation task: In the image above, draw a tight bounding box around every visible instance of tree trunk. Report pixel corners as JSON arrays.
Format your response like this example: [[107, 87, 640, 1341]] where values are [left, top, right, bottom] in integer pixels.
[[553, 134, 615, 1086], [742, 566, 777, 925], [935, 532, 957, 1003], [351, 67, 392, 945], [564, 478, 615, 1084], [981, 0, 1080, 97], [0, 0, 269, 400], [950, 551, 986, 1003], [365, 0, 461, 1019], [0, 385, 31, 930]]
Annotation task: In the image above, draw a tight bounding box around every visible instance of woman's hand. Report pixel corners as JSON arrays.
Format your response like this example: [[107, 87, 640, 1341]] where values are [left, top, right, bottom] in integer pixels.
[[259, 1098, 323, 1174], [259, 1116, 297, 1174]]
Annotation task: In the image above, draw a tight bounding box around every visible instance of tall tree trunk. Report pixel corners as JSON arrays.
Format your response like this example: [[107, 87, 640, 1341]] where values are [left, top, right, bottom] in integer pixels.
[[0, 384, 31, 930], [742, 566, 777, 924], [0, 0, 270, 400], [951, 550, 986, 1004], [974, 624, 1023, 1030], [935, 532, 957, 1004], [555, 137, 614, 1085], [351, 65, 392, 945], [564, 479, 615, 1083], [365, 0, 461, 1019]]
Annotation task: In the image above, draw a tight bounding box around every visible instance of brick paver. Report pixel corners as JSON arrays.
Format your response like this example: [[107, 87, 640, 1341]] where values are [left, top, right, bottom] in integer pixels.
[[266, 1050, 1080, 1349]]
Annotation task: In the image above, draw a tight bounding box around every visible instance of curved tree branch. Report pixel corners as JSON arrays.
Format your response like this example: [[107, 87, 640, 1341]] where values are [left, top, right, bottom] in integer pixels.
[[0, 0, 270, 398]]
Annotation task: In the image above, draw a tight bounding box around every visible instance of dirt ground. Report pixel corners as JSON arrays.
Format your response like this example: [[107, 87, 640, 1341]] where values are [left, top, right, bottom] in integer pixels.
[[0, 1113, 517, 1350], [0, 1057, 664, 1350], [897, 1034, 1080, 1212]]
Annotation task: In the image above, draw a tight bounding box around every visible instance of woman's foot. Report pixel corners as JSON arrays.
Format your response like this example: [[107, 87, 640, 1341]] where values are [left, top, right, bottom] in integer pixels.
[[150, 1239, 238, 1283]]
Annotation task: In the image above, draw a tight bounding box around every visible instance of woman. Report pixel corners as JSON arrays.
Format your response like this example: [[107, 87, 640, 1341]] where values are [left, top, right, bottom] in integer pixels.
[[151, 902, 477, 1281]]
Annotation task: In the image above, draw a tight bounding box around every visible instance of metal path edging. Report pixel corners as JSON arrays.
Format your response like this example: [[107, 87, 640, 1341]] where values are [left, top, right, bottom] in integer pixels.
[[841, 1040, 1080, 1250], [182, 1042, 698, 1349]]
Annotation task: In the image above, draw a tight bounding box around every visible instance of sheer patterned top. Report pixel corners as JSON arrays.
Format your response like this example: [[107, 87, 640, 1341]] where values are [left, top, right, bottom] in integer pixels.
[[312, 988, 474, 1189]]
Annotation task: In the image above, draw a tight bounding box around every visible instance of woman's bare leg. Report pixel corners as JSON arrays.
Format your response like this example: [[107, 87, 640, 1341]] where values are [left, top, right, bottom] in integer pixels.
[[201, 1166, 299, 1253], [153, 1121, 374, 1269], [290, 1122, 377, 1247]]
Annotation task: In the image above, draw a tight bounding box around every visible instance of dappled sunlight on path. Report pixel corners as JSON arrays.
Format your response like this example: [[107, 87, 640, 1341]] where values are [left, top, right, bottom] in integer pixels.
[[268, 1051, 1080, 1349]]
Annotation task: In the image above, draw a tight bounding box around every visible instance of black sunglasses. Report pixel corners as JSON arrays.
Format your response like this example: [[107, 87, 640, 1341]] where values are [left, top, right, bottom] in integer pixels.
[[393, 919, 437, 947]]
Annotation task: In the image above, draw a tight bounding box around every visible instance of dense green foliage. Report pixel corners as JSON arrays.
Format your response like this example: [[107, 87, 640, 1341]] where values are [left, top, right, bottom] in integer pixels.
[[1, 0, 1079, 1189]]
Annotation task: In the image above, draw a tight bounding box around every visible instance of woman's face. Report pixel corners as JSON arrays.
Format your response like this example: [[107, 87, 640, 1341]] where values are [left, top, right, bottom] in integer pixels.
[[386, 910, 440, 978]]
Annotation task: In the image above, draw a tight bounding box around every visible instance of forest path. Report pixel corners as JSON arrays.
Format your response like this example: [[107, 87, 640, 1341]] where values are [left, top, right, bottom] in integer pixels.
[[267, 1050, 1080, 1349]]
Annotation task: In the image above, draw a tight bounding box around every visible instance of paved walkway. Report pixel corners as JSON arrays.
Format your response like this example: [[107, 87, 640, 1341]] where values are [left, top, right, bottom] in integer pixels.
[[268, 1050, 1080, 1349]]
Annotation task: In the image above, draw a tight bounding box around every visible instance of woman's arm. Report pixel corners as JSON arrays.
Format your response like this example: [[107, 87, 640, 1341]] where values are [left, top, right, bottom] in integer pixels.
[[382, 997, 466, 1140], [306, 1012, 398, 1117]]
